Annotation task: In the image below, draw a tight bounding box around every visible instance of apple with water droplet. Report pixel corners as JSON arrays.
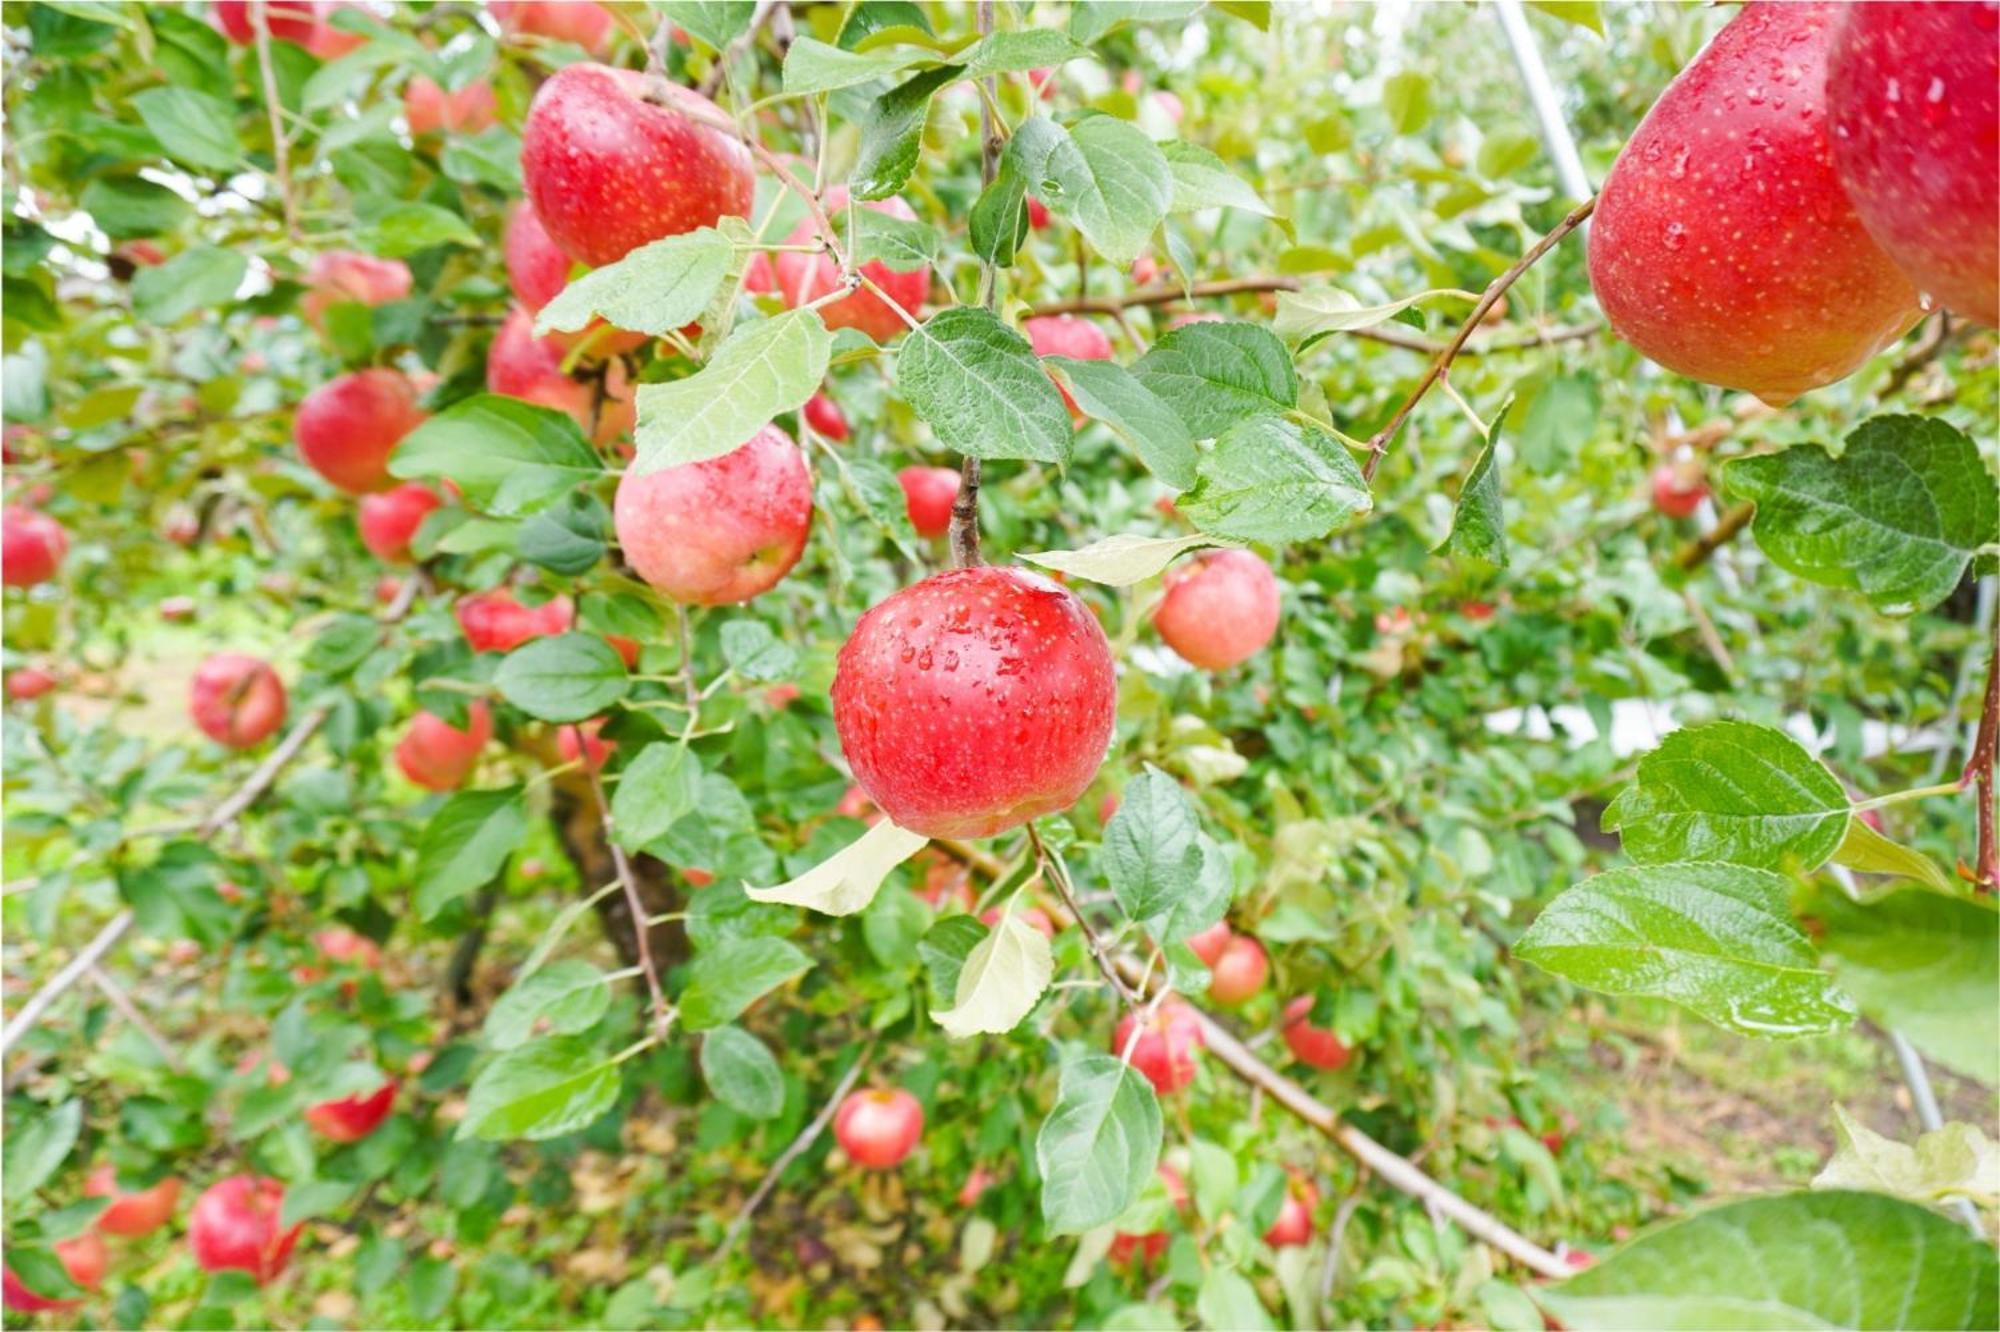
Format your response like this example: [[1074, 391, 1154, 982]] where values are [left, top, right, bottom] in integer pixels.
[[614, 424, 812, 605]]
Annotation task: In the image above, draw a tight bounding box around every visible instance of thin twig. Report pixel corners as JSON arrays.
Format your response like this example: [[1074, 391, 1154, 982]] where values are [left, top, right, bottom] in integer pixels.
[[1027, 823, 1134, 1004], [251, 2, 297, 234], [1362, 196, 1596, 482], [87, 966, 183, 1071], [2, 915, 137, 1056], [1674, 500, 1754, 572], [697, 0, 779, 99], [1881, 310, 1954, 399], [711, 1039, 875, 1263], [1963, 629, 2000, 893], [1317, 1169, 1371, 1321], [576, 727, 675, 1036]]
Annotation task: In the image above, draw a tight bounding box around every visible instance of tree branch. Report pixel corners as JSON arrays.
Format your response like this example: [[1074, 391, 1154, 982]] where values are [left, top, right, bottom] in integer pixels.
[[1674, 500, 1754, 572], [1963, 630, 1999, 893], [948, 0, 999, 571], [250, 2, 297, 235], [575, 726, 675, 1037], [711, 1038, 874, 1264]]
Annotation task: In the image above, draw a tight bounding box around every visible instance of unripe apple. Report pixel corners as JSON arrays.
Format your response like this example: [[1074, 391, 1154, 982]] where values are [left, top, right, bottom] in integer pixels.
[[831, 566, 1117, 838], [490, 0, 614, 53], [1110, 1001, 1204, 1095], [1184, 920, 1232, 967], [1262, 1171, 1319, 1248], [2, 1231, 106, 1312], [487, 307, 636, 445], [394, 700, 492, 791], [213, 0, 318, 45], [613, 424, 811, 605], [1108, 1164, 1188, 1266], [1282, 995, 1352, 1071], [86, 1165, 181, 1237], [189, 653, 287, 748], [979, 904, 1056, 938], [3, 505, 67, 587], [556, 719, 615, 771], [832, 1087, 924, 1168], [776, 188, 930, 342], [456, 588, 573, 653], [897, 465, 959, 538], [521, 64, 752, 268], [1207, 934, 1268, 1006], [1588, 3, 1921, 406], [404, 74, 497, 137], [1024, 314, 1113, 418], [188, 1175, 301, 1285], [300, 250, 412, 332], [295, 368, 428, 494], [6, 667, 56, 700], [357, 482, 441, 563], [1152, 549, 1280, 671], [303, 1080, 396, 1143], [802, 392, 849, 442], [1827, 4, 1999, 327], [502, 205, 649, 356], [1650, 462, 1707, 519]]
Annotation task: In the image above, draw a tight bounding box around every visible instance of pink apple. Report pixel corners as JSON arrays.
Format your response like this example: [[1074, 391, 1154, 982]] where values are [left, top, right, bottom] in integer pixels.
[[613, 424, 811, 605], [1651, 463, 1707, 519], [979, 905, 1056, 938], [489, 0, 614, 53], [188, 1175, 301, 1285], [556, 719, 615, 771], [357, 482, 441, 562], [1109, 1164, 1188, 1266], [833, 1088, 924, 1168], [394, 701, 492, 791], [1207, 934, 1268, 1006], [1153, 549, 1280, 670], [897, 465, 959, 538], [1282, 996, 1352, 1071], [775, 188, 930, 342], [1024, 314, 1113, 418], [189, 653, 287, 748], [305, 4, 366, 57], [3, 505, 67, 587], [85, 1165, 181, 1237], [6, 667, 56, 700], [486, 307, 636, 445], [2, 1232, 105, 1313], [1263, 1171, 1318, 1248], [404, 75, 497, 137], [1184, 920, 1232, 967], [802, 392, 849, 441], [455, 588, 573, 653], [300, 250, 412, 332], [303, 1081, 396, 1143], [213, 0, 318, 45], [295, 368, 427, 494], [502, 204, 649, 356], [1110, 1001, 1204, 1095]]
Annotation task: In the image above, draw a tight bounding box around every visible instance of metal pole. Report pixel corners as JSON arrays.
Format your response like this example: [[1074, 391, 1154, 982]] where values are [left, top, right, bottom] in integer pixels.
[[1493, 0, 1594, 205]]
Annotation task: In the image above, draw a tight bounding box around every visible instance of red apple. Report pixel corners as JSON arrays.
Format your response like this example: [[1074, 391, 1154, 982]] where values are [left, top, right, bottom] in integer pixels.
[[1263, 1171, 1319, 1248], [521, 64, 752, 268], [213, 0, 318, 45], [1130, 253, 1161, 286], [189, 653, 287, 748], [1110, 1001, 1204, 1095], [957, 1166, 996, 1208], [831, 566, 1117, 839], [489, 0, 614, 53], [404, 75, 497, 137], [1651, 462, 1707, 519], [2, 1232, 106, 1313], [556, 719, 615, 771], [304, 1080, 396, 1143], [456, 588, 573, 653], [86, 1166, 181, 1237], [1152, 549, 1279, 671], [683, 867, 716, 888], [357, 482, 441, 562], [1207, 934, 1268, 1006], [502, 204, 649, 356], [6, 667, 56, 701], [832, 1087, 923, 1168], [763, 682, 800, 709], [3, 505, 67, 587], [394, 701, 492, 791], [979, 904, 1056, 938], [775, 188, 930, 342], [487, 307, 636, 445], [613, 424, 811, 605], [188, 1175, 301, 1285], [1109, 1164, 1188, 1266], [300, 250, 412, 332], [305, 4, 365, 57], [295, 368, 427, 494], [743, 251, 777, 294], [1282, 996, 1352, 1071], [897, 465, 959, 538], [1184, 920, 1231, 967], [1024, 314, 1114, 418], [116, 239, 166, 268], [802, 392, 849, 442], [1827, 3, 1998, 327], [1026, 196, 1051, 230], [1588, 3, 1922, 405], [1166, 312, 1223, 330]]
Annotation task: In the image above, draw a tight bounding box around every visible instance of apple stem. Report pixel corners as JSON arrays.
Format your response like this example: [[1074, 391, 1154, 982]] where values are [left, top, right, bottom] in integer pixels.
[[949, 456, 982, 568]]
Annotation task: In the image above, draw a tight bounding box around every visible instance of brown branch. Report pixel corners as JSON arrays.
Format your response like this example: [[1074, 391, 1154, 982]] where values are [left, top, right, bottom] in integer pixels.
[[1964, 631, 2000, 894], [250, 2, 297, 235], [1362, 196, 1597, 482], [87, 965, 183, 1071], [1027, 823, 1134, 1004], [711, 1038, 874, 1263], [697, 0, 780, 99], [948, 0, 998, 572], [1674, 500, 1754, 572], [1881, 311, 1954, 399], [576, 726, 675, 1036]]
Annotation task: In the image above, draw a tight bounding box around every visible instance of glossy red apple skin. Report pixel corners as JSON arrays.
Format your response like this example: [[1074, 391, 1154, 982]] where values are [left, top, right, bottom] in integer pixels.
[[1282, 996, 1352, 1071], [86, 1165, 181, 1237], [613, 424, 811, 605], [394, 700, 492, 791], [1207, 934, 1268, 1006], [557, 719, 615, 771], [487, 307, 636, 445], [1109, 1163, 1188, 1266], [1263, 1173, 1319, 1248], [1024, 314, 1114, 418], [1588, 2, 1922, 405], [3, 1231, 106, 1313], [455, 588, 573, 653], [304, 1080, 396, 1142], [1153, 549, 1279, 671], [189, 653, 287, 748], [213, 0, 318, 45], [802, 392, 849, 441], [357, 482, 441, 562], [490, 0, 614, 53], [521, 64, 752, 269], [404, 75, 497, 137], [776, 188, 930, 342], [188, 1175, 302, 1285], [301, 250, 412, 332], [502, 205, 650, 356], [295, 368, 427, 494], [1111, 1001, 1204, 1095], [833, 1088, 924, 1169], [1651, 463, 1707, 519], [1827, 3, 1999, 327], [6, 668, 57, 701], [832, 567, 1117, 839], [3, 505, 67, 587], [897, 466, 960, 539]]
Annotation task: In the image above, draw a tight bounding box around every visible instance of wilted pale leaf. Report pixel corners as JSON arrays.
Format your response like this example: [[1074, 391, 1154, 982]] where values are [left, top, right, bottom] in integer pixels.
[[746, 819, 930, 917]]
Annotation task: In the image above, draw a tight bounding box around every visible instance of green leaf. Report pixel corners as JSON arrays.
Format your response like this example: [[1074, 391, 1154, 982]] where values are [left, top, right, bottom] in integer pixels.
[[610, 744, 704, 854], [1197, 1268, 1275, 1331], [391, 395, 600, 517], [1812, 887, 1998, 1087], [305, 613, 381, 676], [1382, 70, 1433, 135], [896, 306, 1074, 463], [1161, 142, 1274, 218], [933, 908, 1055, 1038], [1069, 1, 1203, 44], [1179, 415, 1371, 543], [862, 880, 928, 969], [533, 229, 732, 341], [1831, 817, 1953, 895], [1540, 1191, 1996, 1331], [484, 960, 613, 1051], [494, 633, 628, 723], [1526, 1, 1604, 37], [780, 35, 925, 95], [277, 1178, 355, 1230], [1813, 1105, 1998, 1208], [80, 175, 191, 239], [1436, 400, 1512, 567], [1518, 863, 1856, 1039], [1131, 321, 1298, 439], [438, 126, 523, 192], [1006, 115, 1172, 266], [416, 788, 529, 919], [920, 915, 988, 1009], [358, 202, 480, 257], [1211, 1, 1272, 30], [1103, 767, 1206, 936], [746, 819, 930, 917], [848, 207, 940, 269], [851, 64, 961, 201], [719, 620, 799, 682], [1601, 721, 1850, 871], [460, 1037, 622, 1142], [3, 1099, 80, 1205], [960, 29, 1090, 80], [131, 86, 240, 171], [1021, 533, 1236, 587], [1272, 285, 1474, 342], [5, 1247, 78, 1302], [632, 310, 832, 475], [679, 937, 814, 1031], [131, 246, 247, 325], [516, 492, 608, 577], [1036, 1054, 1163, 1234], [662, 0, 755, 51], [1723, 415, 1999, 616], [699, 1025, 786, 1119], [1043, 356, 1196, 488]]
